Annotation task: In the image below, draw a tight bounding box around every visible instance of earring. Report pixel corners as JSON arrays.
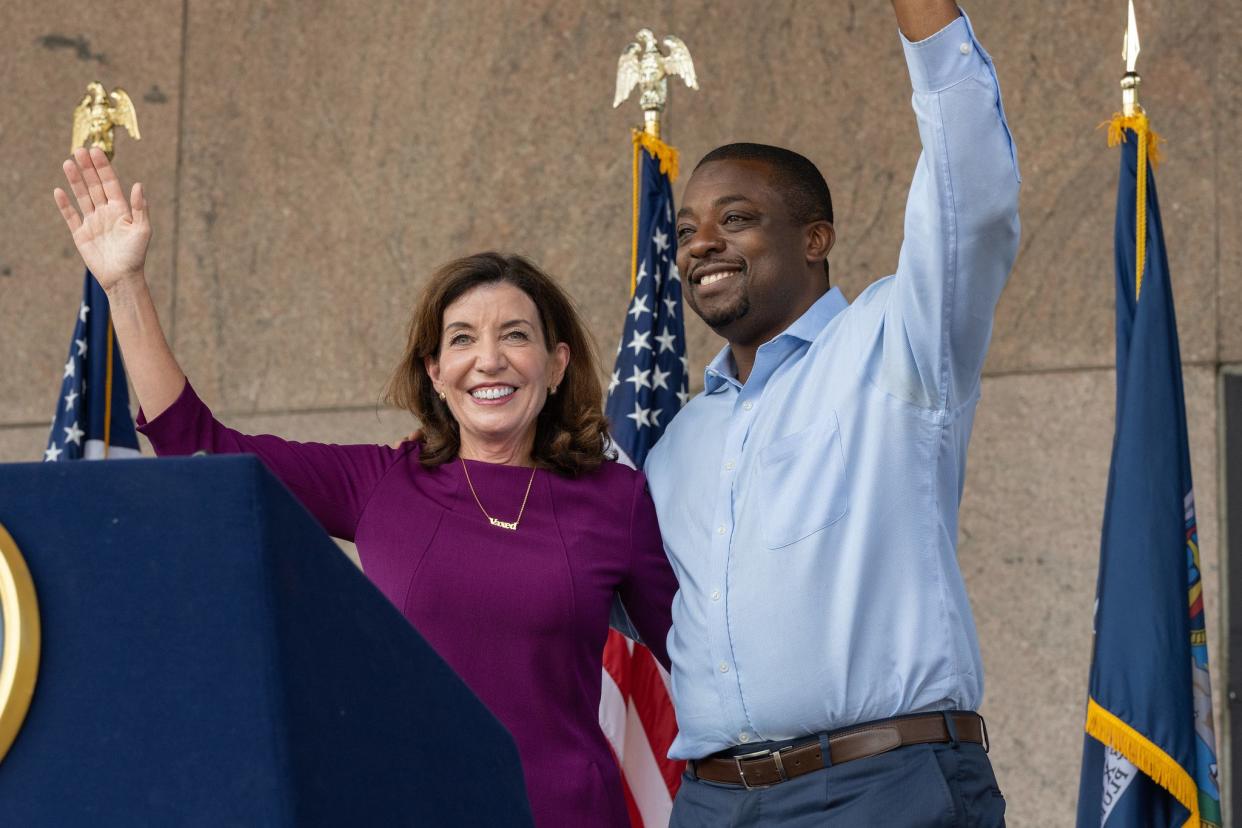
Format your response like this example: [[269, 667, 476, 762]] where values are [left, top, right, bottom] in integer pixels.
[[438, 391, 447, 401], [549, 384, 558, 395]]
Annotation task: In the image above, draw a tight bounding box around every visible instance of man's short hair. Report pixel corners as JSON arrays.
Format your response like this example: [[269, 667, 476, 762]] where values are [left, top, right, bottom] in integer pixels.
[[695, 143, 834, 226]]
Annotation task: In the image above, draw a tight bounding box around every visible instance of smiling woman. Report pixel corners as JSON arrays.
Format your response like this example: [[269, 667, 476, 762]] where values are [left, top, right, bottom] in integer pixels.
[[51, 149, 677, 828], [387, 253, 609, 477]]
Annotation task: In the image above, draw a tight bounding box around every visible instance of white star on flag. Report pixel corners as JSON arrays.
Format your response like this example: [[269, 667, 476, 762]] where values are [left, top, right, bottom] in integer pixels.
[[44, 444, 63, 462], [63, 422, 85, 446], [626, 402, 653, 429], [654, 328, 678, 354], [626, 365, 652, 390], [677, 388, 691, 406], [75, 338, 88, 356], [608, 369, 620, 394], [636, 260, 648, 284], [63, 358, 76, 378], [79, 302, 89, 322], [669, 263, 681, 282], [653, 228, 670, 253], [664, 296, 679, 316], [626, 329, 652, 355], [651, 365, 671, 391], [63, 389, 79, 411], [628, 294, 651, 319]]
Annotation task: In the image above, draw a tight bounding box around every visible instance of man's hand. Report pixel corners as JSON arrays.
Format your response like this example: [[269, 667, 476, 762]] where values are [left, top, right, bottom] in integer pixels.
[[891, 0, 959, 42]]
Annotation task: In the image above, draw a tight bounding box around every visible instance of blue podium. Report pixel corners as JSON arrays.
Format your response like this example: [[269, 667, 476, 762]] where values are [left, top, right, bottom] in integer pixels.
[[0, 456, 533, 826]]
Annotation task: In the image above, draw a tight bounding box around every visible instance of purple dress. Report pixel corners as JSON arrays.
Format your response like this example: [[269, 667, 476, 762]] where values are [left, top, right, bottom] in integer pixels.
[[138, 382, 677, 827]]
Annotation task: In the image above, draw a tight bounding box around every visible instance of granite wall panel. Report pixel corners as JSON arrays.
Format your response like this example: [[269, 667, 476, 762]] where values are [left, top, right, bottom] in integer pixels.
[[4, 1, 1231, 418], [1217, 0, 1242, 363]]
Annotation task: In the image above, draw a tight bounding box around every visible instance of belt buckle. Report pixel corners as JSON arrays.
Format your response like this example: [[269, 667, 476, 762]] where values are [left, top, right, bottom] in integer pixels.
[[733, 747, 788, 790]]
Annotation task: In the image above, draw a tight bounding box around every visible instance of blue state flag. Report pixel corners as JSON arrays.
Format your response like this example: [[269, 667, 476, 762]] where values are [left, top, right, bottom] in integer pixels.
[[44, 271, 140, 462], [1076, 115, 1221, 827]]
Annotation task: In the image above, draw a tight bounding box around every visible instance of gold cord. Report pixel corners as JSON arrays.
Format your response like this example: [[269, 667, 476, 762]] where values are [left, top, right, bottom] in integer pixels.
[[460, 458, 537, 531]]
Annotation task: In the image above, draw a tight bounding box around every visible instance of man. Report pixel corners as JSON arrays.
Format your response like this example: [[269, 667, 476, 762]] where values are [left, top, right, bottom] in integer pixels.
[[643, 2, 1020, 825]]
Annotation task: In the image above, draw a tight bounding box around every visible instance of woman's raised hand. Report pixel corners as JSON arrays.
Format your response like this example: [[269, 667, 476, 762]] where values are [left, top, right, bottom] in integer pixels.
[[54, 147, 152, 291]]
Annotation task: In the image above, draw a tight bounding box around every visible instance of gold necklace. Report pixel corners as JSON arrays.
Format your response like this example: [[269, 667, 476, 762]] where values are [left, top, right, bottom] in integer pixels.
[[459, 457, 537, 531]]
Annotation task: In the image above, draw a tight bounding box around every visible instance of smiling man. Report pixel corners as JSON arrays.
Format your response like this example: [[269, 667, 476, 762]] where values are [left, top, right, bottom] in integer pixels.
[[643, 2, 1020, 825]]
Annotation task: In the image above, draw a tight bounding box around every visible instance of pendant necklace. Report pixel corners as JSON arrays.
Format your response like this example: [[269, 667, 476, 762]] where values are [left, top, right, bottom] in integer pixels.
[[460, 457, 537, 531]]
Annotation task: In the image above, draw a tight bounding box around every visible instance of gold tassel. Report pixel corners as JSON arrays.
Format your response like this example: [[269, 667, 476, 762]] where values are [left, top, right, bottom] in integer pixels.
[[633, 130, 680, 182], [1104, 111, 1164, 168], [1103, 110, 1164, 299], [1085, 697, 1201, 827]]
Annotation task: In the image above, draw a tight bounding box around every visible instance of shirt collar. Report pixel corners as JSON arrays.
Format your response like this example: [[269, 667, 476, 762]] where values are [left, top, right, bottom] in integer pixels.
[[702, 287, 848, 394]]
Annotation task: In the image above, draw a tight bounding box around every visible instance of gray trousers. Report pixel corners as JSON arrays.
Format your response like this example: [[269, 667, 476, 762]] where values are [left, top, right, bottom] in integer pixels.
[[670, 742, 1005, 827]]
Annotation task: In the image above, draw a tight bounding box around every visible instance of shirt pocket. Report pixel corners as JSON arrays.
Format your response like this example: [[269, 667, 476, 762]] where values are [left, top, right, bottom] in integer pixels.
[[757, 414, 849, 549]]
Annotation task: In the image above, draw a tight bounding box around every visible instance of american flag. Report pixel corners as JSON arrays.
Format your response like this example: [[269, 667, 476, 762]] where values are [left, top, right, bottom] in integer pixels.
[[599, 133, 688, 827], [44, 271, 140, 462]]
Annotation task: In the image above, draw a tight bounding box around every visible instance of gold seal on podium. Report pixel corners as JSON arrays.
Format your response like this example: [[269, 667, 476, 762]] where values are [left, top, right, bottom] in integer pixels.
[[0, 522, 40, 765]]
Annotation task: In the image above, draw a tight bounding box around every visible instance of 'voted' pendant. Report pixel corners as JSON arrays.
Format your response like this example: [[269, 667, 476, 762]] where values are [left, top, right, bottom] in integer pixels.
[[489, 517, 519, 531]]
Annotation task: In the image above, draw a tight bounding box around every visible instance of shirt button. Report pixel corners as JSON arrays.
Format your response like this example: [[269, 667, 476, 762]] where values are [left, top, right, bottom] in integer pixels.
[[719, 662, 729, 673], [711, 589, 721, 601], [717, 525, 726, 535], [959, 42, 971, 55], [739, 732, 751, 743], [742, 402, 753, 411], [724, 460, 735, 471]]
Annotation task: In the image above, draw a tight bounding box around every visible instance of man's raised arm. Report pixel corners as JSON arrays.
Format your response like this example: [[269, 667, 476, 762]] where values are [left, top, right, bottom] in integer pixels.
[[878, 5, 1021, 411]]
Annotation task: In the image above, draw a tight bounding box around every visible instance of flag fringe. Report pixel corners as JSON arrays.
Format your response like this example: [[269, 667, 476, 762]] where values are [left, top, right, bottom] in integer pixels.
[[1104, 111, 1163, 169], [632, 130, 680, 182], [1085, 697, 1200, 827]]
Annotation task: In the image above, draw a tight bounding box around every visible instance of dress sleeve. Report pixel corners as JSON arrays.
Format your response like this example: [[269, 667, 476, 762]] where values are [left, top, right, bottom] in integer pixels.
[[878, 12, 1021, 411], [618, 471, 677, 672], [137, 379, 403, 541]]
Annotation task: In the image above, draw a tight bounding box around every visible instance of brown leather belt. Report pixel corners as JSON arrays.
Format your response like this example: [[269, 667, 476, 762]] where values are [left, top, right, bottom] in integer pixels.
[[693, 712, 987, 789]]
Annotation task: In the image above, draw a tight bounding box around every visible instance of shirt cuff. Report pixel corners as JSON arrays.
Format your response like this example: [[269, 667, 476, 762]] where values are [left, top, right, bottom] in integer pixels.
[[901, 12, 983, 94]]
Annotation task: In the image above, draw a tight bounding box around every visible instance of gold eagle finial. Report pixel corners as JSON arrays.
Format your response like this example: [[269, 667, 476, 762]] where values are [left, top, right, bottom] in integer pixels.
[[70, 81, 140, 158], [614, 29, 698, 139]]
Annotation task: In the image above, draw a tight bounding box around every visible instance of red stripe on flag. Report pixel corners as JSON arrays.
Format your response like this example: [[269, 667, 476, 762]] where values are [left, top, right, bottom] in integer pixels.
[[604, 629, 631, 688], [630, 645, 685, 794], [602, 629, 683, 825]]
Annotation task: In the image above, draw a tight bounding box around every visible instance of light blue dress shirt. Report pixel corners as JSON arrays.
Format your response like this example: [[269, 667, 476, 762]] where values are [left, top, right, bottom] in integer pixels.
[[645, 13, 1021, 761]]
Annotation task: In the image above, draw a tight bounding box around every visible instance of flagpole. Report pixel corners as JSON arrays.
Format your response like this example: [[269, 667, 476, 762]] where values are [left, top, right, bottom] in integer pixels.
[[604, 31, 698, 827]]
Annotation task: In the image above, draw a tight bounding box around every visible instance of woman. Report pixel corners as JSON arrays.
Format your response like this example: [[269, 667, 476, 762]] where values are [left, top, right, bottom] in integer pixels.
[[54, 147, 677, 827]]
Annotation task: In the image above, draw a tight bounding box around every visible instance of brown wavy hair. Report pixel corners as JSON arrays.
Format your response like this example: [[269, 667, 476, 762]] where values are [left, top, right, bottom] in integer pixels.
[[386, 252, 611, 476]]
